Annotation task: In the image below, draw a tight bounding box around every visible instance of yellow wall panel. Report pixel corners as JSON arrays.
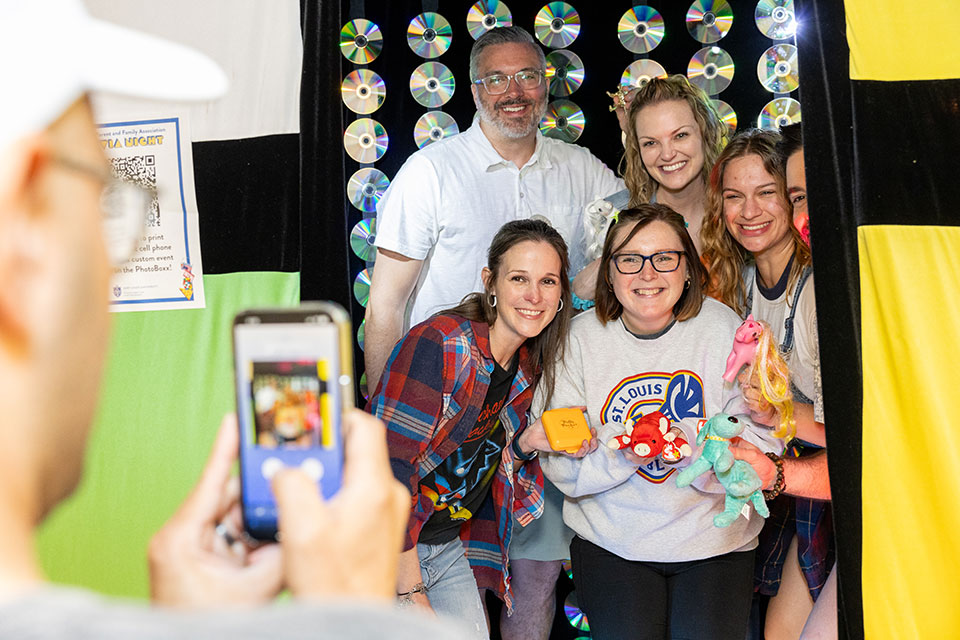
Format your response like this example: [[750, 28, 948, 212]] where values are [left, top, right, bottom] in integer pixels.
[[859, 226, 960, 638], [845, 0, 960, 81]]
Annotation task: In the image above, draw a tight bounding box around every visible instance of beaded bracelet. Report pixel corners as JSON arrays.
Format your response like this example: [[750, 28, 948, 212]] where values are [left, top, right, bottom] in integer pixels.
[[762, 452, 786, 500]]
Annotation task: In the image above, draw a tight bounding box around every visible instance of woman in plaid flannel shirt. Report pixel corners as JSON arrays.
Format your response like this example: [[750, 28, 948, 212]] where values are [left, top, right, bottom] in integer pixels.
[[370, 219, 597, 638]]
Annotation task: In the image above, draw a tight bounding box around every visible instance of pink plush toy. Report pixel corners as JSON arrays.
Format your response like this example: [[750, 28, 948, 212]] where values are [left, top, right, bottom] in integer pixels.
[[723, 315, 796, 439], [722, 315, 762, 383], [607, 411, 691, 461]]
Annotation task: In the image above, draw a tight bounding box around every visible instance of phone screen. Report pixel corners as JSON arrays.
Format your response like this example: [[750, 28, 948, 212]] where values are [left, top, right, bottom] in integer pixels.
[[234, 318, 344, 540]]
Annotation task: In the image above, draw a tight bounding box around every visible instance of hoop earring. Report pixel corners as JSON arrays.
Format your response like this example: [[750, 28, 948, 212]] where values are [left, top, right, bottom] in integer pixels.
[[558, 298, 564, 311], [489, 294, 497, 308], [684, 279, 690, 289]]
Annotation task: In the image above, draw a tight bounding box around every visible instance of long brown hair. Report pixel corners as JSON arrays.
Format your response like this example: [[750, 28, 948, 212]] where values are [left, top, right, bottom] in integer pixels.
[[594, 204, 707, 326], [622, 75, 728, 206], [701, 128, 812, 316], [443, 219, 571, 407]]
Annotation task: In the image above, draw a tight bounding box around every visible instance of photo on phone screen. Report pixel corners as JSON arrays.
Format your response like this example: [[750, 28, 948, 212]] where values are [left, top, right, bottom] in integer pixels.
[[233, 306, 352, 540]]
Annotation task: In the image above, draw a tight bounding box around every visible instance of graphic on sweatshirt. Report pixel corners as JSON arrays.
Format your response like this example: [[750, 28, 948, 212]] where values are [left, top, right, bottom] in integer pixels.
[[600, 370, 705, 483]]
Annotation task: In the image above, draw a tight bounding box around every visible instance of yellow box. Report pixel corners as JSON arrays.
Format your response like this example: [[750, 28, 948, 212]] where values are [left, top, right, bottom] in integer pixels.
[[541, 408, 591, 454]]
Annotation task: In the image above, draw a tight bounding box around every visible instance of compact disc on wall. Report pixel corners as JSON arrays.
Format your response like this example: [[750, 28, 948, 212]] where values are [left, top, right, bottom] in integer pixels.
[[545, 50, 585, 97], [341, 69, 386, 115], [755, 0, 796, 40], [757, 43, 799, 93], [539, 99, 585, 143], [467, 0, 513, 39], [339, 19, 383, 64], [409, 62, 456, 108], [621, 59, 667, 89], [758, 97, 801, 129], [350, 218, 377, 262], [687, 46, 735, 94], [353, 268, 372, 307], [686, 0, 733, 43], [414, 111, 460, 149], [712, 99, 738, 135], [564, 592, 591, 632], [534, 2, 581, 48], [346, 168, 390, 212], [407, 12, 453, 59], [618, 5, 665, 53], [343, 119, 388, 164]]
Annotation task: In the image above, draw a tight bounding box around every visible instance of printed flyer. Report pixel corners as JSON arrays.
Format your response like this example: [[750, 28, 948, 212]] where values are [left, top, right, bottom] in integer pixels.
[[98, 117, 205, 311]]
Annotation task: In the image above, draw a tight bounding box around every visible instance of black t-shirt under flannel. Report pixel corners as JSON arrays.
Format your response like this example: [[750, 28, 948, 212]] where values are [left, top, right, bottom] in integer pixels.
[[417, 355, 519, 545]]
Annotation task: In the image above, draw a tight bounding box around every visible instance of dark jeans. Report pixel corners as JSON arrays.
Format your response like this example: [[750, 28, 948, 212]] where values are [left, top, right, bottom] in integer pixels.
[[570, 536, 755, 640]]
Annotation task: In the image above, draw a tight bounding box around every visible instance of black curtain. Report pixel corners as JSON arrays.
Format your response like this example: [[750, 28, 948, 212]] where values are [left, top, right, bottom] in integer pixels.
[[300, 0, 351, 309], [793, 2, 861, 639]]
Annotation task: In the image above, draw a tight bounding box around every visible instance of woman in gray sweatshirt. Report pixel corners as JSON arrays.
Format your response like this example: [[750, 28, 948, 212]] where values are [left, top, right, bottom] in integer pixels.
[[537, 204, 782, 639]]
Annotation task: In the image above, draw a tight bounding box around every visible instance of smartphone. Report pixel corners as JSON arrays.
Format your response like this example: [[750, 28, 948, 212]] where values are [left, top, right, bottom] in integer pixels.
[[233, 303, 354, 541]]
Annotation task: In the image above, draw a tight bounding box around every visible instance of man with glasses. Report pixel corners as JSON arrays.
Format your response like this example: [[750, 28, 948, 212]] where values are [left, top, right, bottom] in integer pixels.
[[0, 2, 458, 637], [367, 24, 622, 640]]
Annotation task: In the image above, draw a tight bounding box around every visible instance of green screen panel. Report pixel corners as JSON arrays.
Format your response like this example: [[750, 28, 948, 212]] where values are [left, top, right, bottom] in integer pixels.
[[37, 271, 300, 598]]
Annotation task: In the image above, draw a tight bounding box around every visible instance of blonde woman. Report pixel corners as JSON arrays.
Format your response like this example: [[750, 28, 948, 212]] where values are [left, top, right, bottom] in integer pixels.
[[575, 75, 727, 304]]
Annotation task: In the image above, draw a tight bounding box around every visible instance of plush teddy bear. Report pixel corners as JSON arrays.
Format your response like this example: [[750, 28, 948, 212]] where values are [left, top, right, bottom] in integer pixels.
[[606, 411, 691, 461]]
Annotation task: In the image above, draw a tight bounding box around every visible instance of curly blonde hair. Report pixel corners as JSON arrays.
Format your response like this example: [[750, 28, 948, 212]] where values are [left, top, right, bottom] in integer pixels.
[[701, 129, 811, 316], [622, 75, 728, 207]]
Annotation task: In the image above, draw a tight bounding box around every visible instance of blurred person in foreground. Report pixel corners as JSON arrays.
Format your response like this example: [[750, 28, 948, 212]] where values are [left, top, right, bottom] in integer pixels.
[[0, 1, 460, 637]]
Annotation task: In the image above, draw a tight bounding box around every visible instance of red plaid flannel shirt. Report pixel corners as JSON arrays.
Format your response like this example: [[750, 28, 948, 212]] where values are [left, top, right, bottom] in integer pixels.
[[369, 314, 545, 608]]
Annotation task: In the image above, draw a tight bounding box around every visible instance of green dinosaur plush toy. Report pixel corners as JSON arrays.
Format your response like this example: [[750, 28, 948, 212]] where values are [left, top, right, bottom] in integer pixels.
[[675, 413, 770, 527]]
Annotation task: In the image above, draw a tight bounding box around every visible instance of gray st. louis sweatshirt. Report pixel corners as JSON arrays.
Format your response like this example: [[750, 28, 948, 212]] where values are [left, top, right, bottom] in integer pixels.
[[536, 298, 783, 563]]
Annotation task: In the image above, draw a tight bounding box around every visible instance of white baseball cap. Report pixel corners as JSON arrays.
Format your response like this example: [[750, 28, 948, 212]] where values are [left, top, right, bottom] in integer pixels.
[[0, 0, 228, 150]]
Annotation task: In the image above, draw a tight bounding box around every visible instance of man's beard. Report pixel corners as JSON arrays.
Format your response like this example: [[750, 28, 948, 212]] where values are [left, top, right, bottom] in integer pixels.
[[476, 94, 548, 140]]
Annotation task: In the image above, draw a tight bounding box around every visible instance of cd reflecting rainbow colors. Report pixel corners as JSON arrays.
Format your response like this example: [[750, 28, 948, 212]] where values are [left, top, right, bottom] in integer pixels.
[[353, 268, 372, 307], [755, 0, 796, 39], [343, 119, 388, 164], [339, 19, 383, 64], [545, 50, 584, 97], [467, 0, 513, 40], [347, 168, 389, 213], [350, 218, 377, 262], [687, 46, 734, 95], [757, 44, 799, 93], [758, 97, 801, 130], [563, 592, 590, 632], [341, 69, 386, 115], [539, 99, 585, 143], [621, 59, 667, 89], [409, 62, 456, 108], [414, 112, 460, 149], [534, 2, 580, 49], [562, 559, 573, 580], [359, 372, 368, 401], [357, 319, 365, 352], [685, 0, 733, 43], [712, 99, 737, 135], [618, 6, 665, 53], [407, 12, 453, 59]]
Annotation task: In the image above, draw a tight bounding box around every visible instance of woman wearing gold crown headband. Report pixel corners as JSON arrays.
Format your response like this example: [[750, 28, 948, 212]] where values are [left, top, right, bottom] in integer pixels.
[[573, 75, 727, 306]]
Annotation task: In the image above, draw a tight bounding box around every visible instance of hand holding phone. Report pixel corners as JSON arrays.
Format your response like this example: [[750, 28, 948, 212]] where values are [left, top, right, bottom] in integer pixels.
[[233, 304, 354, 541], [149, 415, 284, 608], [271, 409, 411, 602]]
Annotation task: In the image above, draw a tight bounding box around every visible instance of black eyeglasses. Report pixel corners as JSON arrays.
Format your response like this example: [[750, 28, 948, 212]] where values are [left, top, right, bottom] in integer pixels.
[[472, 70, 544, 95], [613, 251, 684, 274]]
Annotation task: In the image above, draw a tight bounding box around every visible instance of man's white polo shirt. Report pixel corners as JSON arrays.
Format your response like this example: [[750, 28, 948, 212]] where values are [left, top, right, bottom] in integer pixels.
[[375, 120, 623, 329]]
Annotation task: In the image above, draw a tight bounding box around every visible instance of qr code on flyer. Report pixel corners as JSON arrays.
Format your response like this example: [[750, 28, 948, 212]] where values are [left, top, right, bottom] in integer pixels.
[[110, 155, 160, 227]]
